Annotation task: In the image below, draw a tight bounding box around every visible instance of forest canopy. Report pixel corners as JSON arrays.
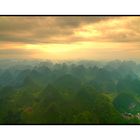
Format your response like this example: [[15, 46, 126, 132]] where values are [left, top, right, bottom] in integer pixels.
[[0, 59, 140, 124]]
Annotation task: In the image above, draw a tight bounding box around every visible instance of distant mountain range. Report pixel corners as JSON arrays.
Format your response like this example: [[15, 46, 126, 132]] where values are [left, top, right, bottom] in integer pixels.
[[0, 60, 140, 124]]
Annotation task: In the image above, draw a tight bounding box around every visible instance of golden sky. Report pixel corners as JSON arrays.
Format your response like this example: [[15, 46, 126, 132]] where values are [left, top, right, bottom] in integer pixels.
[[0, 16, 140, 61]]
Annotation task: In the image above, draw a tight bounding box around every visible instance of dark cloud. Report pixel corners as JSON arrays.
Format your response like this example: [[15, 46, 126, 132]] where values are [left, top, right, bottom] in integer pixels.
[[0, 48, 32, 55], [0, 16, 111, 44], [0, 34, 37, 44], [0, 16, 139, 45]]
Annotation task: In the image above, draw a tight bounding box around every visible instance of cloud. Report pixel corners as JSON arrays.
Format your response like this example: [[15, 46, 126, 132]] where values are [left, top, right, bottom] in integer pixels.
[[0, 16, 140, 60], [74, 16, 140, 43], [0, 16, 113, 44]]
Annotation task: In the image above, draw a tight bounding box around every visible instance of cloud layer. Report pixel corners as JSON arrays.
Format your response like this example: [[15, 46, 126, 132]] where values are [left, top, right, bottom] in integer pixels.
[[0, 16, 126, 44], [0, 16, 140, 60]]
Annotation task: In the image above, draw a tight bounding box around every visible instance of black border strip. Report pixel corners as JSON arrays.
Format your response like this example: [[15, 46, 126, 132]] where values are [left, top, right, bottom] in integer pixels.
[[0, 14, 140, 17]]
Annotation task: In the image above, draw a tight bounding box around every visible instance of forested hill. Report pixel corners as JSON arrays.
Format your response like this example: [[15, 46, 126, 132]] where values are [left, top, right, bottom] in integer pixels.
[[0, 60, 140, 124]]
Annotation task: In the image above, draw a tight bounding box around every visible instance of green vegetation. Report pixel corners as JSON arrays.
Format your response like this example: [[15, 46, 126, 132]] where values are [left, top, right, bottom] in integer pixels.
[[0, 60, 140, 124]]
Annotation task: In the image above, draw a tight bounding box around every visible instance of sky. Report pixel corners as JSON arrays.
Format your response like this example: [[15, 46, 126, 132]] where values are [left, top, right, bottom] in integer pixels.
[[0, 16, 140, 61]]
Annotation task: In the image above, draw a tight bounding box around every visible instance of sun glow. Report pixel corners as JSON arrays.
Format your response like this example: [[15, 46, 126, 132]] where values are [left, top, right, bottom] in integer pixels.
[[22, 42, 135, 60]]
